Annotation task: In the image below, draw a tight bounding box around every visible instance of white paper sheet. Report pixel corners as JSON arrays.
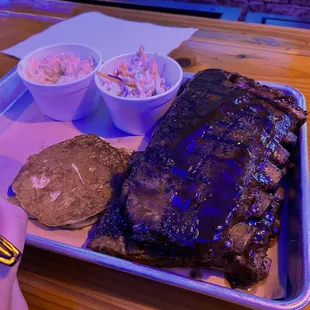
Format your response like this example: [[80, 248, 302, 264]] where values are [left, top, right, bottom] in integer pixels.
[[2, 12, 197, 59]]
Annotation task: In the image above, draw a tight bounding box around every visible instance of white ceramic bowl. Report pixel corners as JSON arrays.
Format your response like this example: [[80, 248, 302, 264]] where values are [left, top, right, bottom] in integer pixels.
[[95, 53, 183, 135], [17, 43, 102, 121]]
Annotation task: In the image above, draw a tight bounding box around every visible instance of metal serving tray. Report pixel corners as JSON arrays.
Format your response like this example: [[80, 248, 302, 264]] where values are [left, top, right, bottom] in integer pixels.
[[0, 68, 309, 310]]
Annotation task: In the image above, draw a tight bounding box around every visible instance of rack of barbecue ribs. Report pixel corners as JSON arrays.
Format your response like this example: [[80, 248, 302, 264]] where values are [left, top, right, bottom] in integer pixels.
[[88, 69, 308, 289]]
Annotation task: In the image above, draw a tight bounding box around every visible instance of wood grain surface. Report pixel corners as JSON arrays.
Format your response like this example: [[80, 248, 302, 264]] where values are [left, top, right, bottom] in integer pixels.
[[1, 1, 309, 309]]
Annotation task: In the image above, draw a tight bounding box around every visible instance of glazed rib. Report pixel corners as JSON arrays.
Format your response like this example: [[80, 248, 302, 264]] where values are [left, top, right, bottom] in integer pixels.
[[88, 69, 307, 288]]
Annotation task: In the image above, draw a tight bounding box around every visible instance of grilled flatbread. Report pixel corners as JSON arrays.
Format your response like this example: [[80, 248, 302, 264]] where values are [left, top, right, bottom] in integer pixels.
[[11, 134, 130, 228]]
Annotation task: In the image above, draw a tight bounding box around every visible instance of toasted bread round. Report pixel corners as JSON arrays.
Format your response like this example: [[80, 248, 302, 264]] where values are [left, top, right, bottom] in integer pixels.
[[12, 134, 130, 228]]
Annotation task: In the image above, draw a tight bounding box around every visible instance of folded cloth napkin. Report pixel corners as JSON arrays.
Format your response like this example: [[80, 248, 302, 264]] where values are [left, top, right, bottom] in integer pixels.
[[2, 12, 197, 59]]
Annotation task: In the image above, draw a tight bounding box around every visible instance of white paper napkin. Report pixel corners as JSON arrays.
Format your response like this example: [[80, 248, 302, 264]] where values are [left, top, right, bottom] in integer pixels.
[[2, 11, 197, 59]]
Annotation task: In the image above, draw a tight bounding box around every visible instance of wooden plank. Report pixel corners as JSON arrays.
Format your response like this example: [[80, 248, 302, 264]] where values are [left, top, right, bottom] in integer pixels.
[[1, 0, 310, 61]]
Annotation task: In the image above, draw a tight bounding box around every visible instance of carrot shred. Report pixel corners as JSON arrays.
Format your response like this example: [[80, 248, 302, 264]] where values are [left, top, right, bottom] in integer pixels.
[[96, 71, 121, 85]]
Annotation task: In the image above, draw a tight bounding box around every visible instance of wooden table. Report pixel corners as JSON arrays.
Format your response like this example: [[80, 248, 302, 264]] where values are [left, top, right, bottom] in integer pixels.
[[1, 1, 310, 309]]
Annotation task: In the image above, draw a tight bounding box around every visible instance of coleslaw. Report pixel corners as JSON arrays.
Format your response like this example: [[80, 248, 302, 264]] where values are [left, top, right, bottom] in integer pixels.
[[25, 53, 95, 84], [97, 45, 169, 98]]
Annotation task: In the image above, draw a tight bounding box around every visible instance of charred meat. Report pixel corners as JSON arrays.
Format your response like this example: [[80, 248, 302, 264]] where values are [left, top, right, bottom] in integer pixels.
[[88, 69, 307, 288]]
